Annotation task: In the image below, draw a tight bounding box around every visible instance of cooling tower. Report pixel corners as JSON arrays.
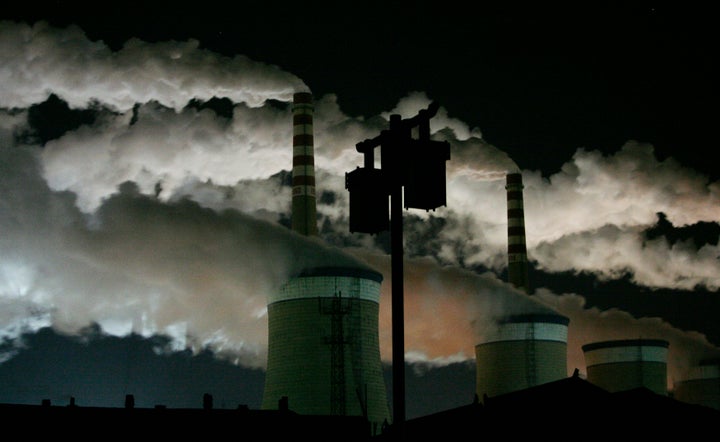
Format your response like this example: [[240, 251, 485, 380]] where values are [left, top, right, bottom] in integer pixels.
[[582, 339, 669, 395], [506, 172, 530, 293], [475, 313, 569, 399], [673, 359, 720, 410], [261, 92, 390, 434], [261, 267, 390, 429]]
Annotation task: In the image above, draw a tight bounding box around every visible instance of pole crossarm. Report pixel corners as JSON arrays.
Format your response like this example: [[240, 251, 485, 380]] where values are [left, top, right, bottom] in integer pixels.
[[355, 101, 440, 154]]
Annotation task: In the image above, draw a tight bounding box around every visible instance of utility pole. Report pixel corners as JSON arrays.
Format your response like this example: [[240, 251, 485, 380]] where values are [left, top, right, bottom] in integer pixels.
[[345, 102, 450, 441]]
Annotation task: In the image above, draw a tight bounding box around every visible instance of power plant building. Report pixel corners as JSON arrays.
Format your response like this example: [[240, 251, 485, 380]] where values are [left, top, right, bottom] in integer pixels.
[[261, 92, 390, 433], [475, 313, 570, 399], [582, 339, 669, 395]]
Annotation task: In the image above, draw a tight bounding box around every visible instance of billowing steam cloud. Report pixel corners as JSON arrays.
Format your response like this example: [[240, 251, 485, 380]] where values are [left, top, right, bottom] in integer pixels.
[[1, 20, 719, 387], [0, 145, 370, 368], [0, 21, 306, 111]]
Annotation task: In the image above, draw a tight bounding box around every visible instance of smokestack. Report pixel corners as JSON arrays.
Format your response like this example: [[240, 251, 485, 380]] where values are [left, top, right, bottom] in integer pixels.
[[291, 92, 318, 236], [506, 172, 530, 293]]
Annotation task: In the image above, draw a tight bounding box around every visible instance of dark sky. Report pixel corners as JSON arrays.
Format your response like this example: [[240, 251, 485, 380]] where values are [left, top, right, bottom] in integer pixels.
[[1, 2, 718, 419]]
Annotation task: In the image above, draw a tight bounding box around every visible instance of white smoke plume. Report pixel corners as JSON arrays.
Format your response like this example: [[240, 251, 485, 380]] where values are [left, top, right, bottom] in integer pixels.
[[0, 20, 306, 111], [526, 143, 720, 290]]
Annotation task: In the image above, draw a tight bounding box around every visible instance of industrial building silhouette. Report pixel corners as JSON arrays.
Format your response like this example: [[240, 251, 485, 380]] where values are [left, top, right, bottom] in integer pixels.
[[2, 93, 719, 440], [3, 376, 717, 440]]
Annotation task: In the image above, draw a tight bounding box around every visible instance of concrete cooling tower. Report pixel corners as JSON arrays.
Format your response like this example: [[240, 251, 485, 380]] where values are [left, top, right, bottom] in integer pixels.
[[673, 359, 720, 410], [261, 92, 390, 434], [475, 313, 570, 399], [261, 266, 390, 428], [582, 339, 669, 395]]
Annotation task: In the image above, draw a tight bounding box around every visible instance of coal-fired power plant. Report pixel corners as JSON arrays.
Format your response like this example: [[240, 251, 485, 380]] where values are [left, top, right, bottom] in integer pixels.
[[582, 339, 669, 395], [261, 92, 390, 434], [261, 103, 713, 435]]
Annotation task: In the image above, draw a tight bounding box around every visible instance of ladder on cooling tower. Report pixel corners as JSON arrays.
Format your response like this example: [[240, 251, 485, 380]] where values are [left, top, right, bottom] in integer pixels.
[[525, 322, 537, 387], [320, 287, 353, 415]]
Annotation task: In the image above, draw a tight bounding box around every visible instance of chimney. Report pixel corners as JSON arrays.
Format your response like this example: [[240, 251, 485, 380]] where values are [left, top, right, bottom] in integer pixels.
[[291, 92, 318, 236], [506, 172, 529, 293]]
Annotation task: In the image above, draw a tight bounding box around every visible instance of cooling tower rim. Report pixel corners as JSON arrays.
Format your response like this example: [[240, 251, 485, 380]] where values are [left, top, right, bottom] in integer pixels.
[[295, 266, 383, 283], [582, 338, 669, 352], [272, 266, 383, 304], [479, 313, 569, 344], [499, 313, 569, 326]]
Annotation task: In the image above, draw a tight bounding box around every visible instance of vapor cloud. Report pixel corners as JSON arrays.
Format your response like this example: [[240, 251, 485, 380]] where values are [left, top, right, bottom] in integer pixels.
[[1, 20, 719, 386], [0, 21, 306, 111]]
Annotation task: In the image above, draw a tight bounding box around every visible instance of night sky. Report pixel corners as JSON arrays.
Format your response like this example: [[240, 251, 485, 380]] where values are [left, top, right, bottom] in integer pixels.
[[1, 3, 718, 418]]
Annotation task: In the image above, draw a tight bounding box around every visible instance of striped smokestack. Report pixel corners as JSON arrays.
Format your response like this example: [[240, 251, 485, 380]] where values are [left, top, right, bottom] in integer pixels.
[[291, 92, 318, 236], [506, 172, 530, 293]]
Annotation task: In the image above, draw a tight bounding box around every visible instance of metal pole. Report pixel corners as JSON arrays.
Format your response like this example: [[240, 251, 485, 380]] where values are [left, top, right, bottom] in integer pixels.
[[388, 113, 406, 440], [391, 181, 405, 441]]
